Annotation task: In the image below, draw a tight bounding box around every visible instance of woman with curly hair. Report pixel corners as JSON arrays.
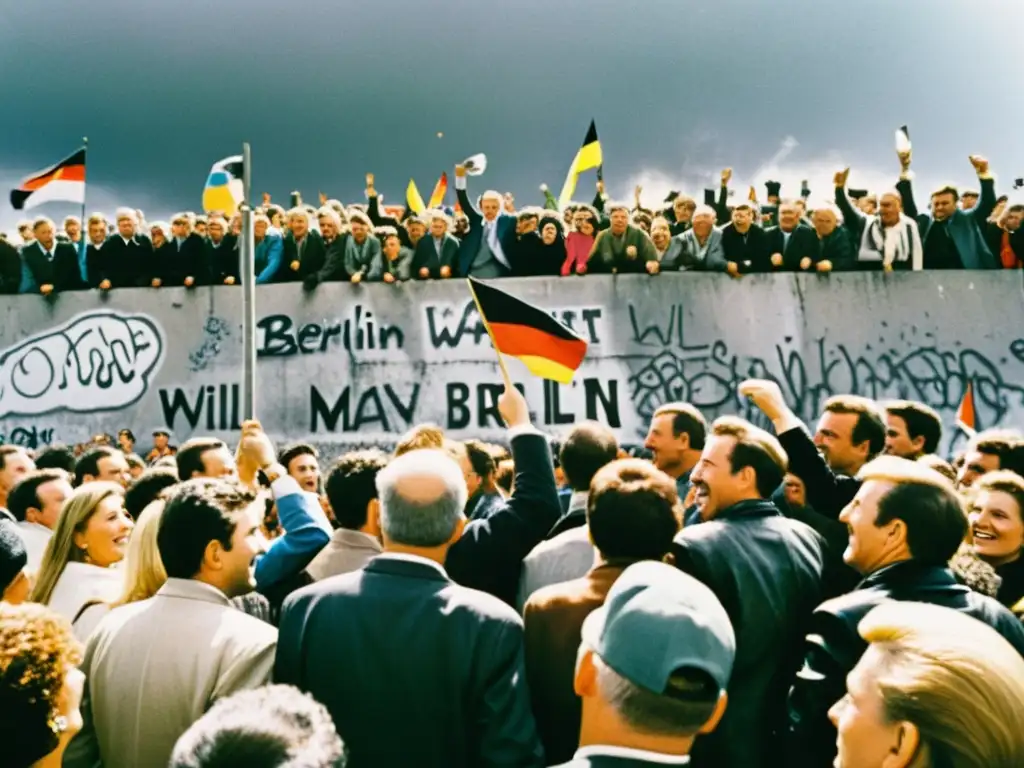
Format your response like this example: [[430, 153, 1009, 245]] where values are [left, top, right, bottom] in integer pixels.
[[29, 482, 133, 639], [0, 603, 85, 767]]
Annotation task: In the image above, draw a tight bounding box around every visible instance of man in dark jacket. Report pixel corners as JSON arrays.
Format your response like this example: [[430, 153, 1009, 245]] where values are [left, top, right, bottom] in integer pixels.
[[896, 153, 998, 269], [20, 216, 83, 294], [0, 238, 22, 295], [152, 213, 208, 287], [765, 201, 819, 271], [96, 208, 153, 289], [280, 208, 326, 283], [785, 456, 1024, 768], [670, 416, 825, 767], [720, 203, 771, 274]]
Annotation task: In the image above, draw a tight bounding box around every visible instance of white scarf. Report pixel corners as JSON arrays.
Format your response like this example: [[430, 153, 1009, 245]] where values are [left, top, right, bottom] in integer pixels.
[[860, 214, 922, 270]]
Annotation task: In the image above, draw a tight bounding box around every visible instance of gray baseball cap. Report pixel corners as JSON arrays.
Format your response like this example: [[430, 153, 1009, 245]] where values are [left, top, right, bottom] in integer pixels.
[[581, 561, 736, 694]]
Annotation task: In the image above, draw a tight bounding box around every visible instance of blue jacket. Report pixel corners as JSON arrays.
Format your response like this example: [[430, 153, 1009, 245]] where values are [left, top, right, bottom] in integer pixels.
[[254, 234, 284, 284], [253, 475, 332, 590]]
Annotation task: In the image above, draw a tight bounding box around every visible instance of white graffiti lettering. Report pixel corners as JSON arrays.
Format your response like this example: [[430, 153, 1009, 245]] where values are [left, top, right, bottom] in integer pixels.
[[0, 311, 164, 418]]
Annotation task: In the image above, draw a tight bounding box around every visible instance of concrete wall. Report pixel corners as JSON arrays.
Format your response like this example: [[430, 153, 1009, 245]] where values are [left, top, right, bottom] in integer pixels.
[[1, 273, 1021, 458]]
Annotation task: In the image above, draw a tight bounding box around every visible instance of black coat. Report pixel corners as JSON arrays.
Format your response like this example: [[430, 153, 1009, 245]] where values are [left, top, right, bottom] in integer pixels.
[[671, 499, 826, 767], [20, 240, 83, 292], [97, 233, 153, 288], [720, 223, 771, 273], [280, 230, 326, 283], [0, 239, 22, 294], [153, 233, 208, 285], [816, 227, 856, 270], [275, 555, 544, 768], [412, 233, 461, 278], [785, 560, 1024, 768], [445, 430, 562, 607], [765, 224, 819, 271], [204, 234, 238, 284]]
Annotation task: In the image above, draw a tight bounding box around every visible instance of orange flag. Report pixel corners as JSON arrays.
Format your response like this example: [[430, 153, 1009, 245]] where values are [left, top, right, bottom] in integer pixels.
[[956, 382, 976, 433], [427, 172, 448, 209], [747, 185, 757, 202]]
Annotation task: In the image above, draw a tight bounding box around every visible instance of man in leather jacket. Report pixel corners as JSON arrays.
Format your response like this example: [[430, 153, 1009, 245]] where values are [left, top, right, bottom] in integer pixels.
[[785, 456, 1024, 768]]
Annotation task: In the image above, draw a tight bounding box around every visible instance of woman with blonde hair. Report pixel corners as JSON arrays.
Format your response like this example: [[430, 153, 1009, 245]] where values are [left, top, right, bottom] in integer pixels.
[[831, 601, 1024, 767], [29, 482, 133, 640], [76, 500, 169, 633]]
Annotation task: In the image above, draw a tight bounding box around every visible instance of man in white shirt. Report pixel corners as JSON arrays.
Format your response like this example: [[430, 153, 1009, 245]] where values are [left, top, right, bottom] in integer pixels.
[[551, 562, 735, 767], [7, 469, 73, 571]]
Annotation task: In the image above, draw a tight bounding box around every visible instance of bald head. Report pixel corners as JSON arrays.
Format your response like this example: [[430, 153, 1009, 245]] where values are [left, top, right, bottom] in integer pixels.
[[376, 449, 467, 547]]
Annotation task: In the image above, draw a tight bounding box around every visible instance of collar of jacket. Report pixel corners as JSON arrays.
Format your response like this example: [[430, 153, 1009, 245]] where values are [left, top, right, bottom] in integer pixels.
[[858, 559, 959, 591], [713, 498, 780, 521]]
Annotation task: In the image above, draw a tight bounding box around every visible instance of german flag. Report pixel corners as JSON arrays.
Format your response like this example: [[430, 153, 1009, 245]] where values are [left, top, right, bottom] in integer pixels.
[[468, 277, 588, 384], [558, 120, 603, 208], [427, 172, 448, 209], [10, 147, 87, 211]]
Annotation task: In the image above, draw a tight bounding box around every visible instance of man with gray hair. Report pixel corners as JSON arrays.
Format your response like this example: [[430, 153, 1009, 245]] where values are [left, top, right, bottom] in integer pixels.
[[275, 448, 544, 768], [454, 163, 516, 277]]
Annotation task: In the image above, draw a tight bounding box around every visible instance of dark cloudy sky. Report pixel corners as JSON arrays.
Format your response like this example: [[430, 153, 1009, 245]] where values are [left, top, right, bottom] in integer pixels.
[[1, 0, 1021, 228]]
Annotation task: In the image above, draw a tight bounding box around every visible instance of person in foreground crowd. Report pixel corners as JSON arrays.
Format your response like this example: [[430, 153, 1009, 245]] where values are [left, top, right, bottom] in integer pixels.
[[969, 470, 1024, 609], [524, 459, 683, 765], [6, 469, 73, 571], [63, 476, 279, 768], [29, 482, 133, 640], [305, 449, 388, 581], [832, 601, 1024, 768], [518, 421, 620, 608], [275, 446, 544, 768], [0, 520, 30, 604], [551, 561, 734, 768], [169, 685, 346, 768], [0, 603, 85, 768], [671, 415, 825, 767], [785, 456, 1024, 768], [0, 445, 36, 520]]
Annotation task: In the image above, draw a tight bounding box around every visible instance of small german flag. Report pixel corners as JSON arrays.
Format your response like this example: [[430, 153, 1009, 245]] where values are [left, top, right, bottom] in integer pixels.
[[468, 277, 588, 384], [10, 147, 87, 211]]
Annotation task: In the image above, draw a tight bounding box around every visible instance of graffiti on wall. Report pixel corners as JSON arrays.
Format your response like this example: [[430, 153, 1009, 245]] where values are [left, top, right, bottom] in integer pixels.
[[0, 311, 164, 418], [626, 303, 1024, 437], [0, 425, 56, 449], [0, 276, 1020, 455]]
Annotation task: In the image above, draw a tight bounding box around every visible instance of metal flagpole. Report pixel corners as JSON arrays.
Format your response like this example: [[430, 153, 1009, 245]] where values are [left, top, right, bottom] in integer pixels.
[[239, 142, 257, 420], [79, 137, 89, 280]]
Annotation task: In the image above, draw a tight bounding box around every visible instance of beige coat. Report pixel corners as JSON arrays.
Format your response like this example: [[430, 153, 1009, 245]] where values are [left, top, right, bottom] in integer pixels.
[[63, 578, 277, 768], [306, 527, 382, 581]]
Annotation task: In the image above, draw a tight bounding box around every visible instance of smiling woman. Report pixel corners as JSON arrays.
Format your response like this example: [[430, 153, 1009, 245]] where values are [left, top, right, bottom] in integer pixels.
[[28, 482, 134, 640], [969, 471, 1024, 609]]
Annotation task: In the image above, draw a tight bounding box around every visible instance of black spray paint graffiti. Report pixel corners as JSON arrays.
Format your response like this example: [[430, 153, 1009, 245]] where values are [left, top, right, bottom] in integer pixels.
[[189, 317, 232, 372], [0, 310, 164, 418], [0, 426, 55, 449], [627, 303, 1024, 437], [257, 306, 404, 357], [425, 301, 605, 349]]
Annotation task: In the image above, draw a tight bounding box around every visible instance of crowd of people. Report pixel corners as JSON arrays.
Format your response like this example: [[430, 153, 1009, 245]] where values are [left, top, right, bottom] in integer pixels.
[[2, 148, 1022, 296], [1, 377, 1023, 767]]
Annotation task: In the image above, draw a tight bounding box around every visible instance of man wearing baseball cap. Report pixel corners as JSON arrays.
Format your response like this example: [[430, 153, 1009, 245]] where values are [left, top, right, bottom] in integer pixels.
[[553, 561, 735, 767]]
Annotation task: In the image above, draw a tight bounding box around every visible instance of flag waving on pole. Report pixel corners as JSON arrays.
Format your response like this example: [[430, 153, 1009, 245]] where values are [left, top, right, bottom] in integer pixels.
[[468, 277, 588, 384], [406, 179, 426, 214], [10, 147, 87, 210], [202, 155, 244, 215], [956, 382, 976, 434], [427, 172, 448, 209], [558, 120, 603, 208]]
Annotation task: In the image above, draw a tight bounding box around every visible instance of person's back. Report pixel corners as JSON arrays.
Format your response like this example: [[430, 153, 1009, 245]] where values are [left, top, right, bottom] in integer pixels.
[[73, 582, 276, 766], [275, 447, 543, 768], [278, 556, 532, 766]]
